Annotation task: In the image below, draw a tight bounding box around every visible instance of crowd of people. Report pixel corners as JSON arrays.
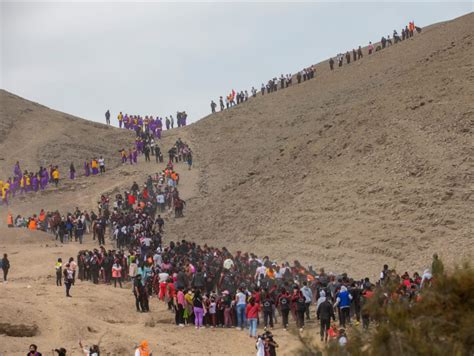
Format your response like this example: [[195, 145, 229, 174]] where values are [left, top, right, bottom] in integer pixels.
[[0, 162, 61, 205], [7, 146, 188, 240], [0, 130, 185, 207], [0, 157, 110, 206], [9, 20, 434, 355], [49, 217, 442, 352], [331, 22, 420, 69], [210, 21, 420, 114], [25, 339, 155, 356], [31, 139, 442, 356], [108, 111, 189, 134]]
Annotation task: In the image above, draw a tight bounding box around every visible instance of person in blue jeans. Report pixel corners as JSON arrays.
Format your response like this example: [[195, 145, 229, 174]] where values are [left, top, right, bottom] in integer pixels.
[[235, 287, 247, 330], [246, 297, 260, 338]]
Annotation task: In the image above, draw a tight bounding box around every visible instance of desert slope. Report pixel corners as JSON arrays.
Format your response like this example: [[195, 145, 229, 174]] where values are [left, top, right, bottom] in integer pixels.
[[0, 90, 135, 176], [173, 13, 474, 277]]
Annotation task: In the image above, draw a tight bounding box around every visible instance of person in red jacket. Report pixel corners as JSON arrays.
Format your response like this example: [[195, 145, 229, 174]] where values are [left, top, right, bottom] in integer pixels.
[[246, 297, 260, 338]]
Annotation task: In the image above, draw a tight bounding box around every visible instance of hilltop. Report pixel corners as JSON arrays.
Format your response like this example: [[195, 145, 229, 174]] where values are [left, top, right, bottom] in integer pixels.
[[0, 89, 135, 177]]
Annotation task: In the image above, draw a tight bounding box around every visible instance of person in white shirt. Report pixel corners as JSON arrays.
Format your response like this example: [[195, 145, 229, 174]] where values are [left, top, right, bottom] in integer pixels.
[[235, 287, 248, 330], [98, 156, 105, 174], [255, 263, 266, 286]]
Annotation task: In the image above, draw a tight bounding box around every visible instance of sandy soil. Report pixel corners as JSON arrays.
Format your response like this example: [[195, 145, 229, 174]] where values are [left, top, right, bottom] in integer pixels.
[[0, 12, 473, 356]]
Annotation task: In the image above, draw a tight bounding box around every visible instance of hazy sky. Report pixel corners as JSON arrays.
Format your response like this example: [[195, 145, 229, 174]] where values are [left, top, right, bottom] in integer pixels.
[[1, 1, 472, 126]]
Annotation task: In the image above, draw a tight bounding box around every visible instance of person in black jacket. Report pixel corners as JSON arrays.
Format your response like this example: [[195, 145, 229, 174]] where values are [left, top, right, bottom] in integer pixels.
[[317, 298, 336, 342], [1, 253, 10, 282]]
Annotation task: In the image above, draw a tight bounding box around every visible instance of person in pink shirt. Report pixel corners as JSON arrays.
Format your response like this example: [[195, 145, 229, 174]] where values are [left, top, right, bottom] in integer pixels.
[[112, 261, 122, 288], [175, 287, 185, 326]]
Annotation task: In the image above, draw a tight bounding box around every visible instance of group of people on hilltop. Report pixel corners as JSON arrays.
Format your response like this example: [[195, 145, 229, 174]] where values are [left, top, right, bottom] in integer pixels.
[[0, 162, 60, 206], [80, 156, 106, 178], [330, 21, 420, 70], [0, 158, 109, 206], [107, 111, 188, 135], [119, 137, 192, 170], [209, 67, 314, 114], [210, 20, 421, 114]]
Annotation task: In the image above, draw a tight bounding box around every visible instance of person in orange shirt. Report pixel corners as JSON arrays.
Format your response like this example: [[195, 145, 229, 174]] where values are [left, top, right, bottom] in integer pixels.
[[7, 213, 13, 228], [328, 322, 339, 339], [28, 217, 37, 230], [38, 209, 46, 230]]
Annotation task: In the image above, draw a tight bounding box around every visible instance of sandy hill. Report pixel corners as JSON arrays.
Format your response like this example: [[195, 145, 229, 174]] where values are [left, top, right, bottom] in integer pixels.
[[0, 13, 473, 356], [0, 90, 135, 177], [172, 13, 474, 277]]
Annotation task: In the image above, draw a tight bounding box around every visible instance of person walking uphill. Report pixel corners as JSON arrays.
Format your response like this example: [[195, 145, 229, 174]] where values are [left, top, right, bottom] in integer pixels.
[[1, 253, 10, 282], [246, 297, 260, 338], [294, 288, 307, 331], [301, 281, 313, 320], [235, 287, 248, 330], [64, 263, 74, 297], [105, 110, 111, 125], [317, 292, 336, 342], [335, 285, 352, 328]]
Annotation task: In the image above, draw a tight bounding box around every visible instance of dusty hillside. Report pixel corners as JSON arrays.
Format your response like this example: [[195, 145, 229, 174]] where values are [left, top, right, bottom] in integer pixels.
[[172, 13, 474, 278], [0, 90, 185, 217], [0, 90, 135, 177], [0, 13, 473, 356]]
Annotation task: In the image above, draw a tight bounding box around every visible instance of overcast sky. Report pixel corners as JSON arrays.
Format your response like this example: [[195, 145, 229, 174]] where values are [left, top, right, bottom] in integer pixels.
[[1, 1, 471, 126]]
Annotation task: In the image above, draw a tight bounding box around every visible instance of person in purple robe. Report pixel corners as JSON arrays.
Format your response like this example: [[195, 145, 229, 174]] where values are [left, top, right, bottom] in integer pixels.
[[70, 163, 76, 180], [40, 169, 49, 190], [14, 162, 21, 178], [129, 149, 133, 165], [40, 175, 47, 190], [133, 148, 138, 164], [31, 175, 39, 192], [84, 161, 90, 177], [11, 177, 18, 197]]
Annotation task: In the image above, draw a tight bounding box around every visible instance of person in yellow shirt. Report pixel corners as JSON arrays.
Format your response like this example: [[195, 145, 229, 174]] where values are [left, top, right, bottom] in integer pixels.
[[52, 167, 60, 187], [118, 112, 123, 128], [121, 149, 127, 164], [91, 159, 99, 175], [25, 175, 31, 191], [2, 182, 10, 205]]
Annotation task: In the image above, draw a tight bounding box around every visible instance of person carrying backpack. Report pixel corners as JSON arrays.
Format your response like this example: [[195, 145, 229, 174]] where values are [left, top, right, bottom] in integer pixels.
[[262, 293, 274, 330], [278, 288, 291, 330]]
